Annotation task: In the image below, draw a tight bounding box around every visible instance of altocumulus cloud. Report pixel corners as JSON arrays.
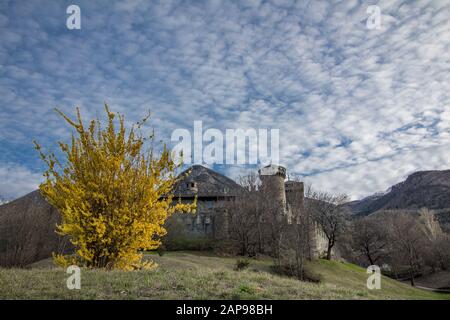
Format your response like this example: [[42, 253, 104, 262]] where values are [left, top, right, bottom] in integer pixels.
[[0, 0, 449, 200]]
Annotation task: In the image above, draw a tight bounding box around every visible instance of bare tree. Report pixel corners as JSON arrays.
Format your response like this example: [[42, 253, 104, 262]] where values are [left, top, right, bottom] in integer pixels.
[[238, 173, 266, 253], [225, 173, 263, 256], [418, 208, 443, 241], [226, 172, 315, 280], [0, 199, 69, 268], [418, 208, 450, 271], [346, 209, 450, 282], [351, 216, 388, 266], [308, 189, 349, 260], [226, 172, 308, 266], [388, 212, 427, 286], [281, 177, 311, 279], [258, 177, 289, 265]]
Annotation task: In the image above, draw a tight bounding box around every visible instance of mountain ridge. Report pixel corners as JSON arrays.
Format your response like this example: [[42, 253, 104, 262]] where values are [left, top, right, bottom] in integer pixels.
[[346, 169, 450, 217]]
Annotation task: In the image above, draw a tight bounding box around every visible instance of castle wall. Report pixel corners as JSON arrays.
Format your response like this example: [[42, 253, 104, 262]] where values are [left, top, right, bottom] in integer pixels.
[[310, 222, 330, 258], [166, 196, 232, 239]]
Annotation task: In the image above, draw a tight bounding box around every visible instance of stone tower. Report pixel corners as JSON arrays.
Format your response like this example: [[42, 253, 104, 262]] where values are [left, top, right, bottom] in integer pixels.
[[258, 164, 287, 214]]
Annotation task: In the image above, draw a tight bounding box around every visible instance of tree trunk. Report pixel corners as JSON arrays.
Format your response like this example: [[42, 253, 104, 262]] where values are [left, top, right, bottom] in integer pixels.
[[409, 269, 415, 287], [257, 222, 263, 253], [368, 254, 374, 266], [326, 243, 332, 260]]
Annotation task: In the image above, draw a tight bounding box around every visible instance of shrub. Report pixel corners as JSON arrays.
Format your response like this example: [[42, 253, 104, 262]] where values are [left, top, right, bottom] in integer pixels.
[[234, 258, 250, 271], [232, 283, 258, 299], [238, 283, 256, 294], [271, 264, 322, 283], [34, 105, 196, 270]]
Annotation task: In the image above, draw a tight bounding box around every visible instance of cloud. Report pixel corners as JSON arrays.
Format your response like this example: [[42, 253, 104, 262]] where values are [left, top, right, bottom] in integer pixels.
[[0, 0, 449, 200], [0, 163, 42, 199], [300, 144, 450, 200]]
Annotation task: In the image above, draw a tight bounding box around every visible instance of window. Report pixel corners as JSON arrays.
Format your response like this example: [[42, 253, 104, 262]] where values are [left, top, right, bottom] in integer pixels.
[[187, 182, 197, 189]]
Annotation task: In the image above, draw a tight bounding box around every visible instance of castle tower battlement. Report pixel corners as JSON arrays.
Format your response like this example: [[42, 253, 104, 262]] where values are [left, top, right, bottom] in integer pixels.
[[259, 164, 287, 215]]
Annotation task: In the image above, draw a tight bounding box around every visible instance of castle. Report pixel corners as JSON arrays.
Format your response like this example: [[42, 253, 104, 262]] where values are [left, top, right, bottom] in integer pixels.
[[166, 164, 328, 257]]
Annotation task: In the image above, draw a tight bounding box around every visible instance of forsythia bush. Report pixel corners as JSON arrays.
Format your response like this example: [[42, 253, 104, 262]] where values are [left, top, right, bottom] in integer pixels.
[[34, 105, 195, 270]]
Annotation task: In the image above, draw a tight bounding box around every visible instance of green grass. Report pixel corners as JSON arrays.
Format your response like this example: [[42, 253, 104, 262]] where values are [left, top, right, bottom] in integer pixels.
[[0, 251, 448, 300]]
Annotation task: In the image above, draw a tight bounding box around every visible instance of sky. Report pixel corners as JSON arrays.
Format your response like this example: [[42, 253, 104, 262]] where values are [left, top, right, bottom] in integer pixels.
[[0, 0, 449, 200]]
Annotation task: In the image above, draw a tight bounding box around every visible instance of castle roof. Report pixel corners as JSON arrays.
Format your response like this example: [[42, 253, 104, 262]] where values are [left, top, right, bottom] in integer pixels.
[[173, 165, 243, 198]]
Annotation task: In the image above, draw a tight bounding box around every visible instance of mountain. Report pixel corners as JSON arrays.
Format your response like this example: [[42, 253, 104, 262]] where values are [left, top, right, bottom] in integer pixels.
[[0, 196, 9, 205], [346, 170, 450, 216], [0, 190, 69, 267]]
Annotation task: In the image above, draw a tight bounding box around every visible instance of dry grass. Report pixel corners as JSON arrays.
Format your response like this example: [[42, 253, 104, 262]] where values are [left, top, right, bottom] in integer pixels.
[[0, 251, 449, 300]]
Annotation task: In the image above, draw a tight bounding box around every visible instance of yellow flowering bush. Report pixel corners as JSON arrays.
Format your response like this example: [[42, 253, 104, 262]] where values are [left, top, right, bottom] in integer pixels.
[[34, 105, 195, 270]]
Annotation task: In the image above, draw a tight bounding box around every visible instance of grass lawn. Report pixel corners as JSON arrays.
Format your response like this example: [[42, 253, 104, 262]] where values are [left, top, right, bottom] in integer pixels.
[[0, 251, 449, 300]]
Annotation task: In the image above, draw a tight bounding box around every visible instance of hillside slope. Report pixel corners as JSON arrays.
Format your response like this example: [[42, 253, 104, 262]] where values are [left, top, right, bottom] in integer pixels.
[[1, 252, 448, 300], [0, 190, 68, 267]]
